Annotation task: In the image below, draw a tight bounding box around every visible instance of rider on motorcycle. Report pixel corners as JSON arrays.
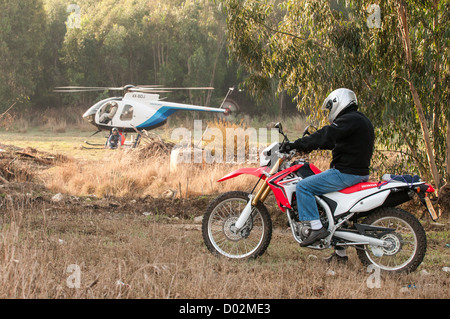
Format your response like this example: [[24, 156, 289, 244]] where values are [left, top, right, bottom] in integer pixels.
[[281, 88, 375, 259]]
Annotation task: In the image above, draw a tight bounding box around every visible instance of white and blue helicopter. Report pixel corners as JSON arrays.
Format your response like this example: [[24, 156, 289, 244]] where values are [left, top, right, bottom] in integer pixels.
[[54, 84, 236, 147]]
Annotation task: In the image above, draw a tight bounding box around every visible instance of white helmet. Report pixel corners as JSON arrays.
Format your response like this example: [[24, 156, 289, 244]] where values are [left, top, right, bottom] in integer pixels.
[[321, 88, 357, 123]]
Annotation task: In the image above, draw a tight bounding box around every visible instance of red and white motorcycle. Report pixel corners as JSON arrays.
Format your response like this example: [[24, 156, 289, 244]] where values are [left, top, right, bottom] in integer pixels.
[[202, 123, 438, 273]]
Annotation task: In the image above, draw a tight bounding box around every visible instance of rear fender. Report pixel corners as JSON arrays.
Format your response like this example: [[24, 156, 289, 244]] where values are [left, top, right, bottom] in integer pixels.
[[217, 167, 269, 182]]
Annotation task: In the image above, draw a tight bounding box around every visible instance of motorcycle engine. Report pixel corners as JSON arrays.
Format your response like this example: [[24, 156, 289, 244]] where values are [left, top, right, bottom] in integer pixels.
[[297, 223, 311, 240]]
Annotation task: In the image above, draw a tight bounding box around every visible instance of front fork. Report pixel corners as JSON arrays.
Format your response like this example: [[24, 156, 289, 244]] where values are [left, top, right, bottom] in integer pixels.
[[234, 158, 283, 230]]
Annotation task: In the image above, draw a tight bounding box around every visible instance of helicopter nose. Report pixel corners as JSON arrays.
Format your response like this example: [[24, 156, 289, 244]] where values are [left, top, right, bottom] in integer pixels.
[[84, 114, 95, 124]]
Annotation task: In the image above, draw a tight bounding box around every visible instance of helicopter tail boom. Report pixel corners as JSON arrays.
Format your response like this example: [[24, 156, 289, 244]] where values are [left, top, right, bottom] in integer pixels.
[[136, 102, 226, 129]]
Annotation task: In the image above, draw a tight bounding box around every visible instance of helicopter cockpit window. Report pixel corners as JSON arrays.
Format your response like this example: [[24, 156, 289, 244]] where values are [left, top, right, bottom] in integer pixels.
[[120, 104, 134, 121], [99, 101, 119, 124]]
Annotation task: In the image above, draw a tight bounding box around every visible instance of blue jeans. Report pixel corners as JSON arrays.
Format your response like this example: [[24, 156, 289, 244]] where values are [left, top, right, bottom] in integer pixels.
[[295, 169, 369, 221]]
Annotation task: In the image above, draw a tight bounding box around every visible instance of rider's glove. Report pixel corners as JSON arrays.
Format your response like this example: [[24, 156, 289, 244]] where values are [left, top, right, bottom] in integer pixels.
[[280, 142, 296, 153]]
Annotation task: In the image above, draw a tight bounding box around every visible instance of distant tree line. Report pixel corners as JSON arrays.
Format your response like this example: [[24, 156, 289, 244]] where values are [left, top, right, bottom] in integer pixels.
[[0, 0, 290, 115]]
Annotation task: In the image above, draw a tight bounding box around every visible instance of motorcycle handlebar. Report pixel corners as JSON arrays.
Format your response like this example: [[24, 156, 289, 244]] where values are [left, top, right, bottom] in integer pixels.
[[276, 122, 313, 156]]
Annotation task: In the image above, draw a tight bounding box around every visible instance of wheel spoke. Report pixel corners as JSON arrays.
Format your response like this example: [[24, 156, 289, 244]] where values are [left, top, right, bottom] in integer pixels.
[[206, 197, 266, 258], [364, 215, 420, 272]]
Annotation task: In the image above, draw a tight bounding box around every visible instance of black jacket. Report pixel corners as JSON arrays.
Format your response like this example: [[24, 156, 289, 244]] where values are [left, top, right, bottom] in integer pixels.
[[292, 105, 374, 176]]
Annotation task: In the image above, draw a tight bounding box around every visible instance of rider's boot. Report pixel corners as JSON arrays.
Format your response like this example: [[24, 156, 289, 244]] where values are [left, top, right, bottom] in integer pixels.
[[300, 227, 328, 247]]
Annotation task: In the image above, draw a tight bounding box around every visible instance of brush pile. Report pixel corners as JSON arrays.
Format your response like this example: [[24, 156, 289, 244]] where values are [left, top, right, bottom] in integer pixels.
[[0, 143, 71, 183], [136, 136, 175, 159]]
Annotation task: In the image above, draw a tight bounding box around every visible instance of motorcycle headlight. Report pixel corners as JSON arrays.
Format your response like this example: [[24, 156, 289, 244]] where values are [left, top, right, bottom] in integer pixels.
[[260, 142, 279, 167], [260, 151, 270, 167]]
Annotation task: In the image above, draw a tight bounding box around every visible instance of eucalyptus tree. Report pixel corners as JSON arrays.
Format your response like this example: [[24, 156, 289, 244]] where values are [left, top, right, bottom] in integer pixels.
[[57, 0, 232, 106], [221, 0, 449, 189], [0, 0, 47, 111]]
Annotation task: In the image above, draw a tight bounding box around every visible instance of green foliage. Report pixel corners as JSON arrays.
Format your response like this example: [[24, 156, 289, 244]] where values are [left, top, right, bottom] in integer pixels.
[[0, 0, 47, 111], [221, 0, 449, 185], [56, 0, 236, 106], [1, 0, 243, 110]]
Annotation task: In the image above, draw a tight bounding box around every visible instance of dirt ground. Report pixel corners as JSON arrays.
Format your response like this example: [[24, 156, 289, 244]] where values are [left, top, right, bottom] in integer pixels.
[[0, 142, 449, 301]]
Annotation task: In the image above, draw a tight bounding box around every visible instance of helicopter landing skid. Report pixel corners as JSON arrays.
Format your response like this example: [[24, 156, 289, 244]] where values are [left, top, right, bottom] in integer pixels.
[[83, 133, 141, 149], [81, 145, 104, 150], [84, 141, 105, 147], [81, 140, 105, 150]]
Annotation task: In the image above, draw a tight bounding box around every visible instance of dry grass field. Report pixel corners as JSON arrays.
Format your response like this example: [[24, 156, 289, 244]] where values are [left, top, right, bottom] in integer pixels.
[[1, 190, 448, 300], [0, 117, 448, 304]]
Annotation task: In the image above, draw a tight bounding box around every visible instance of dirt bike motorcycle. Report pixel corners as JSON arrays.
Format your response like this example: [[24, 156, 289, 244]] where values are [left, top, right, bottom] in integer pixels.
[[202, 123, 438, 273]]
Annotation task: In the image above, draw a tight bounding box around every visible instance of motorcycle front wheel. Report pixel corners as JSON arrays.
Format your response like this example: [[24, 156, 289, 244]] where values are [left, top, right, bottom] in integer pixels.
[[202, 191, 272, 259], [356, 207, 427, 273]]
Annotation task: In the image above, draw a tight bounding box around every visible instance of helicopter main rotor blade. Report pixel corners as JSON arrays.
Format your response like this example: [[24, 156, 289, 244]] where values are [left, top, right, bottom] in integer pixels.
[[129, 87, 214, 91], [54, 85, 214, 93], [55, 85, 163, 90], [55, 86, 107, 89], [135, 85, 164, 88], [128, 88, 172, 93], [156, 87, 214, 90], [54, 86, 125, 92], [53, 89, 110, 92]]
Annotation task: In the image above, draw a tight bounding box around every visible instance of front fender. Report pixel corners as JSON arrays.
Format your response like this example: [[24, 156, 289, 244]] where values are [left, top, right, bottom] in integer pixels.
[[217, 167, 269, 182]]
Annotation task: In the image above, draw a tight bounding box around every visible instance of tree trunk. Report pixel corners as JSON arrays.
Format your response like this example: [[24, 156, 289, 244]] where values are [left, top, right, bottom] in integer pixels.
[[432, 0, 442, 170], [408, 82, 440, 188], [397, 1, 441, 189]]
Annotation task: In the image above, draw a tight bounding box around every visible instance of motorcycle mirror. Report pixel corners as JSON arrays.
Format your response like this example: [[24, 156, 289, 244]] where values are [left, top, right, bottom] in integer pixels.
[[303, 124, 317, 137], [274, 122, 283, 133]]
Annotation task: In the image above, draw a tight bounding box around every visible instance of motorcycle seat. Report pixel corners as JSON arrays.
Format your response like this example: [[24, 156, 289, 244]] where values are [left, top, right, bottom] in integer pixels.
[[381, 174, 421, 183], [339, 174, 423, 194], [339, 182, 379, 194]]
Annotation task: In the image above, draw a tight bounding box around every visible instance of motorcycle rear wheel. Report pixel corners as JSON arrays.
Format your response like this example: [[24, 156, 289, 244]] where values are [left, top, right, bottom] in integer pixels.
[[356, 207, 427, 273], [202, 191, 272, 259]]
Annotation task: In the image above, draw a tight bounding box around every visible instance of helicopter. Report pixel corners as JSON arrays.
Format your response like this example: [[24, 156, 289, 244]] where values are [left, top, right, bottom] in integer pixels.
[[54, 84, 234, 148]]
